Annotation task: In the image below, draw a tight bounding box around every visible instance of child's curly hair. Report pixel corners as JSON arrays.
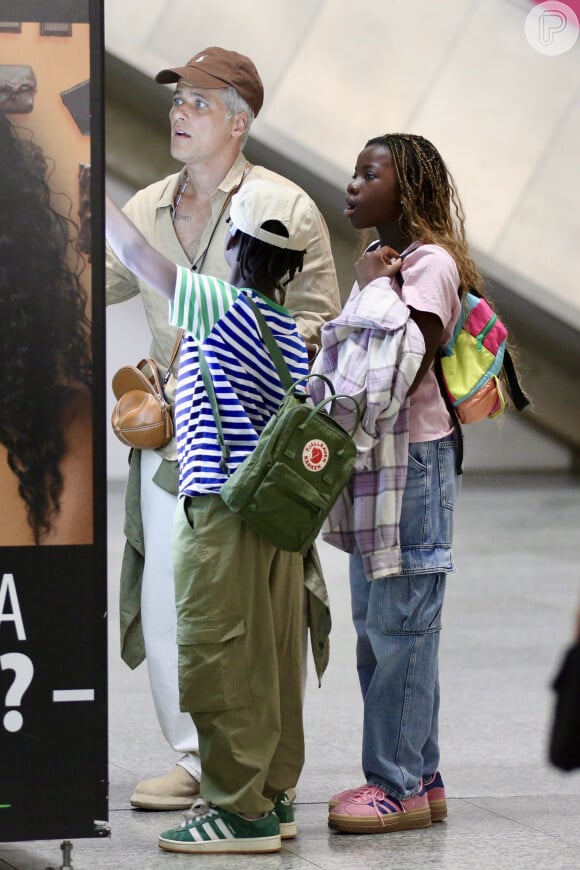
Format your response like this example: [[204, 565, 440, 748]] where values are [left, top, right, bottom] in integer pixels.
[[236, 220, 306, 297], [0, 113, 92, 543]]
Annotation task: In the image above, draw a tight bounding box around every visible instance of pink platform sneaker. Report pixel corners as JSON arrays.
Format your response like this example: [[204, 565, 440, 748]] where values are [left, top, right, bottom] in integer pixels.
[[328, 783, 431, 833], [328, 784, 366, 810], [423, 771, 447, 822], [329, 771, 447, 822]]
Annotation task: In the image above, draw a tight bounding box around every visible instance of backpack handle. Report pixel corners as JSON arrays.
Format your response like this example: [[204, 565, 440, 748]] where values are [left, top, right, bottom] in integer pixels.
[[289, 372, 336, 397], [302, 394, 362, 438], [290, 373, 362, 436]]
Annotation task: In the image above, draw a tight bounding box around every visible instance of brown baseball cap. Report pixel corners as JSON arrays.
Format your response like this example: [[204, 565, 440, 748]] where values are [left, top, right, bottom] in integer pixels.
[[155, 46, 264, 117]]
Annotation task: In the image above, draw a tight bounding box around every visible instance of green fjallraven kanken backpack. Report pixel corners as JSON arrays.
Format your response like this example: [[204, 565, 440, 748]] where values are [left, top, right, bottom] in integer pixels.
[[200, 298, 361, 555]]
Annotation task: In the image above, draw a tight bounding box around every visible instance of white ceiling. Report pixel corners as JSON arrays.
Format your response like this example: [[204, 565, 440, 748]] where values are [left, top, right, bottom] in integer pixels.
[[105, 0, 580, 328]]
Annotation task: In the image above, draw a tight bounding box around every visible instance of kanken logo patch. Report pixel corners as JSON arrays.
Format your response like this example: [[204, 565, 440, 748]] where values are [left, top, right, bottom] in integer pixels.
[[302, 439, 329, 472]]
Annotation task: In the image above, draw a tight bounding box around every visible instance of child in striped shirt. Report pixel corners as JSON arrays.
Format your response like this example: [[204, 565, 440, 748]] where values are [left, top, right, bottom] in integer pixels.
[[106, 179, 314, 855]]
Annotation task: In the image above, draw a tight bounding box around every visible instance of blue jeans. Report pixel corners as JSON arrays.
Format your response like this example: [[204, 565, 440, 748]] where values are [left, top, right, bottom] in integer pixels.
[[349, 436, 458, 800]]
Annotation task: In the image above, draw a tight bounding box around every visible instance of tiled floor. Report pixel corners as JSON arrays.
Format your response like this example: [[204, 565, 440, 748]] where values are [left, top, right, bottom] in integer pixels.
[[2, 472, 580, 869]]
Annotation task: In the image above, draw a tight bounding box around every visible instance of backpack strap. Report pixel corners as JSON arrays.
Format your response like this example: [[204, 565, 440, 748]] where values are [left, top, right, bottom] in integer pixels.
[[434, 356, 464, 475], [502, 348, 530, 412], [245, 296, 294, 392], [197, 295, 296, 477], [198, 349, 230, 474], [394, 269, 464, 474]]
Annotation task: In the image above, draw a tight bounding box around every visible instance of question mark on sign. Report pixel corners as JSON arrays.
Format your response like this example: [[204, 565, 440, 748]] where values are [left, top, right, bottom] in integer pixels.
[[1, 653, 34, 732]]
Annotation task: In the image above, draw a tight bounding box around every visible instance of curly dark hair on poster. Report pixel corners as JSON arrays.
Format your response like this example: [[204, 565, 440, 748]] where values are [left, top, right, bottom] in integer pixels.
[[0, 112, 92, 543]]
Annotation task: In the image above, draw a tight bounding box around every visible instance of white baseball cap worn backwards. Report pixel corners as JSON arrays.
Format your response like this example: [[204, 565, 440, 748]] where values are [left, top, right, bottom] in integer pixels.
[[229, 179, 313, 252]]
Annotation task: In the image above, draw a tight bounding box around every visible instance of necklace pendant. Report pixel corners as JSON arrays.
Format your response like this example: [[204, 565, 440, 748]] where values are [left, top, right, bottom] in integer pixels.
[[173, 174, 190, 215]]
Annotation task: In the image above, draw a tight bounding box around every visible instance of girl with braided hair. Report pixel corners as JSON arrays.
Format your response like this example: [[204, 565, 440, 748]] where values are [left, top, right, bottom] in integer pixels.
[[0, 112, 93, 546], [313, 133, 482, 834]]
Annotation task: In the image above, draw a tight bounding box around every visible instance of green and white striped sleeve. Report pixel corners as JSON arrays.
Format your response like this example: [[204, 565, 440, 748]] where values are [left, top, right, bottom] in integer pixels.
[[169, 265, 241, 341]]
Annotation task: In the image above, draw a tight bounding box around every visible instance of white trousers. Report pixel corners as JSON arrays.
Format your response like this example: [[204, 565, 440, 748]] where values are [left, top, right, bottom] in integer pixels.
[[139, 449, 201, 780]]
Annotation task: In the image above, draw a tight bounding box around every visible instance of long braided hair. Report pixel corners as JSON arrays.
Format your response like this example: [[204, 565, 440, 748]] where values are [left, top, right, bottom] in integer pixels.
[[0, 113, 92, 543], [366, 133, 484, 298]]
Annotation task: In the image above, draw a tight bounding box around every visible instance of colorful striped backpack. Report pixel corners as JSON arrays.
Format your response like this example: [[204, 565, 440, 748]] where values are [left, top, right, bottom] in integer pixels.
[[394, 264, 530, 472], [437, 291, 528, 425], [392, 258, 529, 426]]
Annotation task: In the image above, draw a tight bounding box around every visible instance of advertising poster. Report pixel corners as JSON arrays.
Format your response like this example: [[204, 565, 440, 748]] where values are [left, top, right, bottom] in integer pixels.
[[0, 0, 108, 842]]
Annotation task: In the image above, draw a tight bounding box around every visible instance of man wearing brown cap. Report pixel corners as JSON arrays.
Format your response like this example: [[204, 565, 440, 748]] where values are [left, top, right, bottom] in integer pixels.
[[106, 46, 338, 813]]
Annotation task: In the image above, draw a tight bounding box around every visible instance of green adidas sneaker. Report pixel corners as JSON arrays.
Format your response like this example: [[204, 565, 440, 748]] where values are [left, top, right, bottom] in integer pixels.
[[274, 791, 297, 839], [158, 799, 281, 854]]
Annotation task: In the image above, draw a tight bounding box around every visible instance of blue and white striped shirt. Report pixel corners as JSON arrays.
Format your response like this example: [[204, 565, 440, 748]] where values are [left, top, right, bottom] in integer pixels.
[[169, 266, 309, 497]]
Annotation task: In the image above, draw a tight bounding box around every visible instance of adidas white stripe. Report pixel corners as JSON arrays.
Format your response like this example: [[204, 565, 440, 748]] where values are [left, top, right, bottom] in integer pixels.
[[215, 818, 234, 838], [202, 822, 222, 840]]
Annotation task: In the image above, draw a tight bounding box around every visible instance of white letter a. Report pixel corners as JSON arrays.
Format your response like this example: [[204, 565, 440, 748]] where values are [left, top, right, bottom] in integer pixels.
[[0, 573, 26, 640]]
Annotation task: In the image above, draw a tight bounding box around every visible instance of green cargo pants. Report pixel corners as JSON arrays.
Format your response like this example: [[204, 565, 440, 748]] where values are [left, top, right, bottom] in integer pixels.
[[172, 493, 305, 815]]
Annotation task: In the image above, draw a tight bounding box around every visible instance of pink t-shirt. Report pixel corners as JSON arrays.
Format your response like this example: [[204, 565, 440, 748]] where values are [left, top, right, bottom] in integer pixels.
[[396, 243, 460, 442], [347, 242, 461, 442]]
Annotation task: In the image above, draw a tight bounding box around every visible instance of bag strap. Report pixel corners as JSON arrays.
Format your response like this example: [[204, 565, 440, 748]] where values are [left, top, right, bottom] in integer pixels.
[[137, 358, 169, 402], [245, 296, 295, 392], [304, 394, 362, 437], [502, 348, 530, 412], [198, 294, 315, 475], [191, 162, 254, 274], [199, 294, 353, 475], [198, 295, 296, 476], [198, 349, 230, 474], [247, 300, 346, 410], [162, 330, 185, 386], [434, 355, 464, 476], [168, 163, 255, 393], [394, 269, 464, 474], [291, 372, 336, 397], [199, 344, 360, 476]]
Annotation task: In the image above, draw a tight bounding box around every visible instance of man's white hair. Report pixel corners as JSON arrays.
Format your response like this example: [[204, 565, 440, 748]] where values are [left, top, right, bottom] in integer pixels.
[[220, 86, 255, 147]]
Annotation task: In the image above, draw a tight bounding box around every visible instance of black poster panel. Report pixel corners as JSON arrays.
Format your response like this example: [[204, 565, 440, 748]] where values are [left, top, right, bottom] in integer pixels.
[[0, 0, 107, 842]]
